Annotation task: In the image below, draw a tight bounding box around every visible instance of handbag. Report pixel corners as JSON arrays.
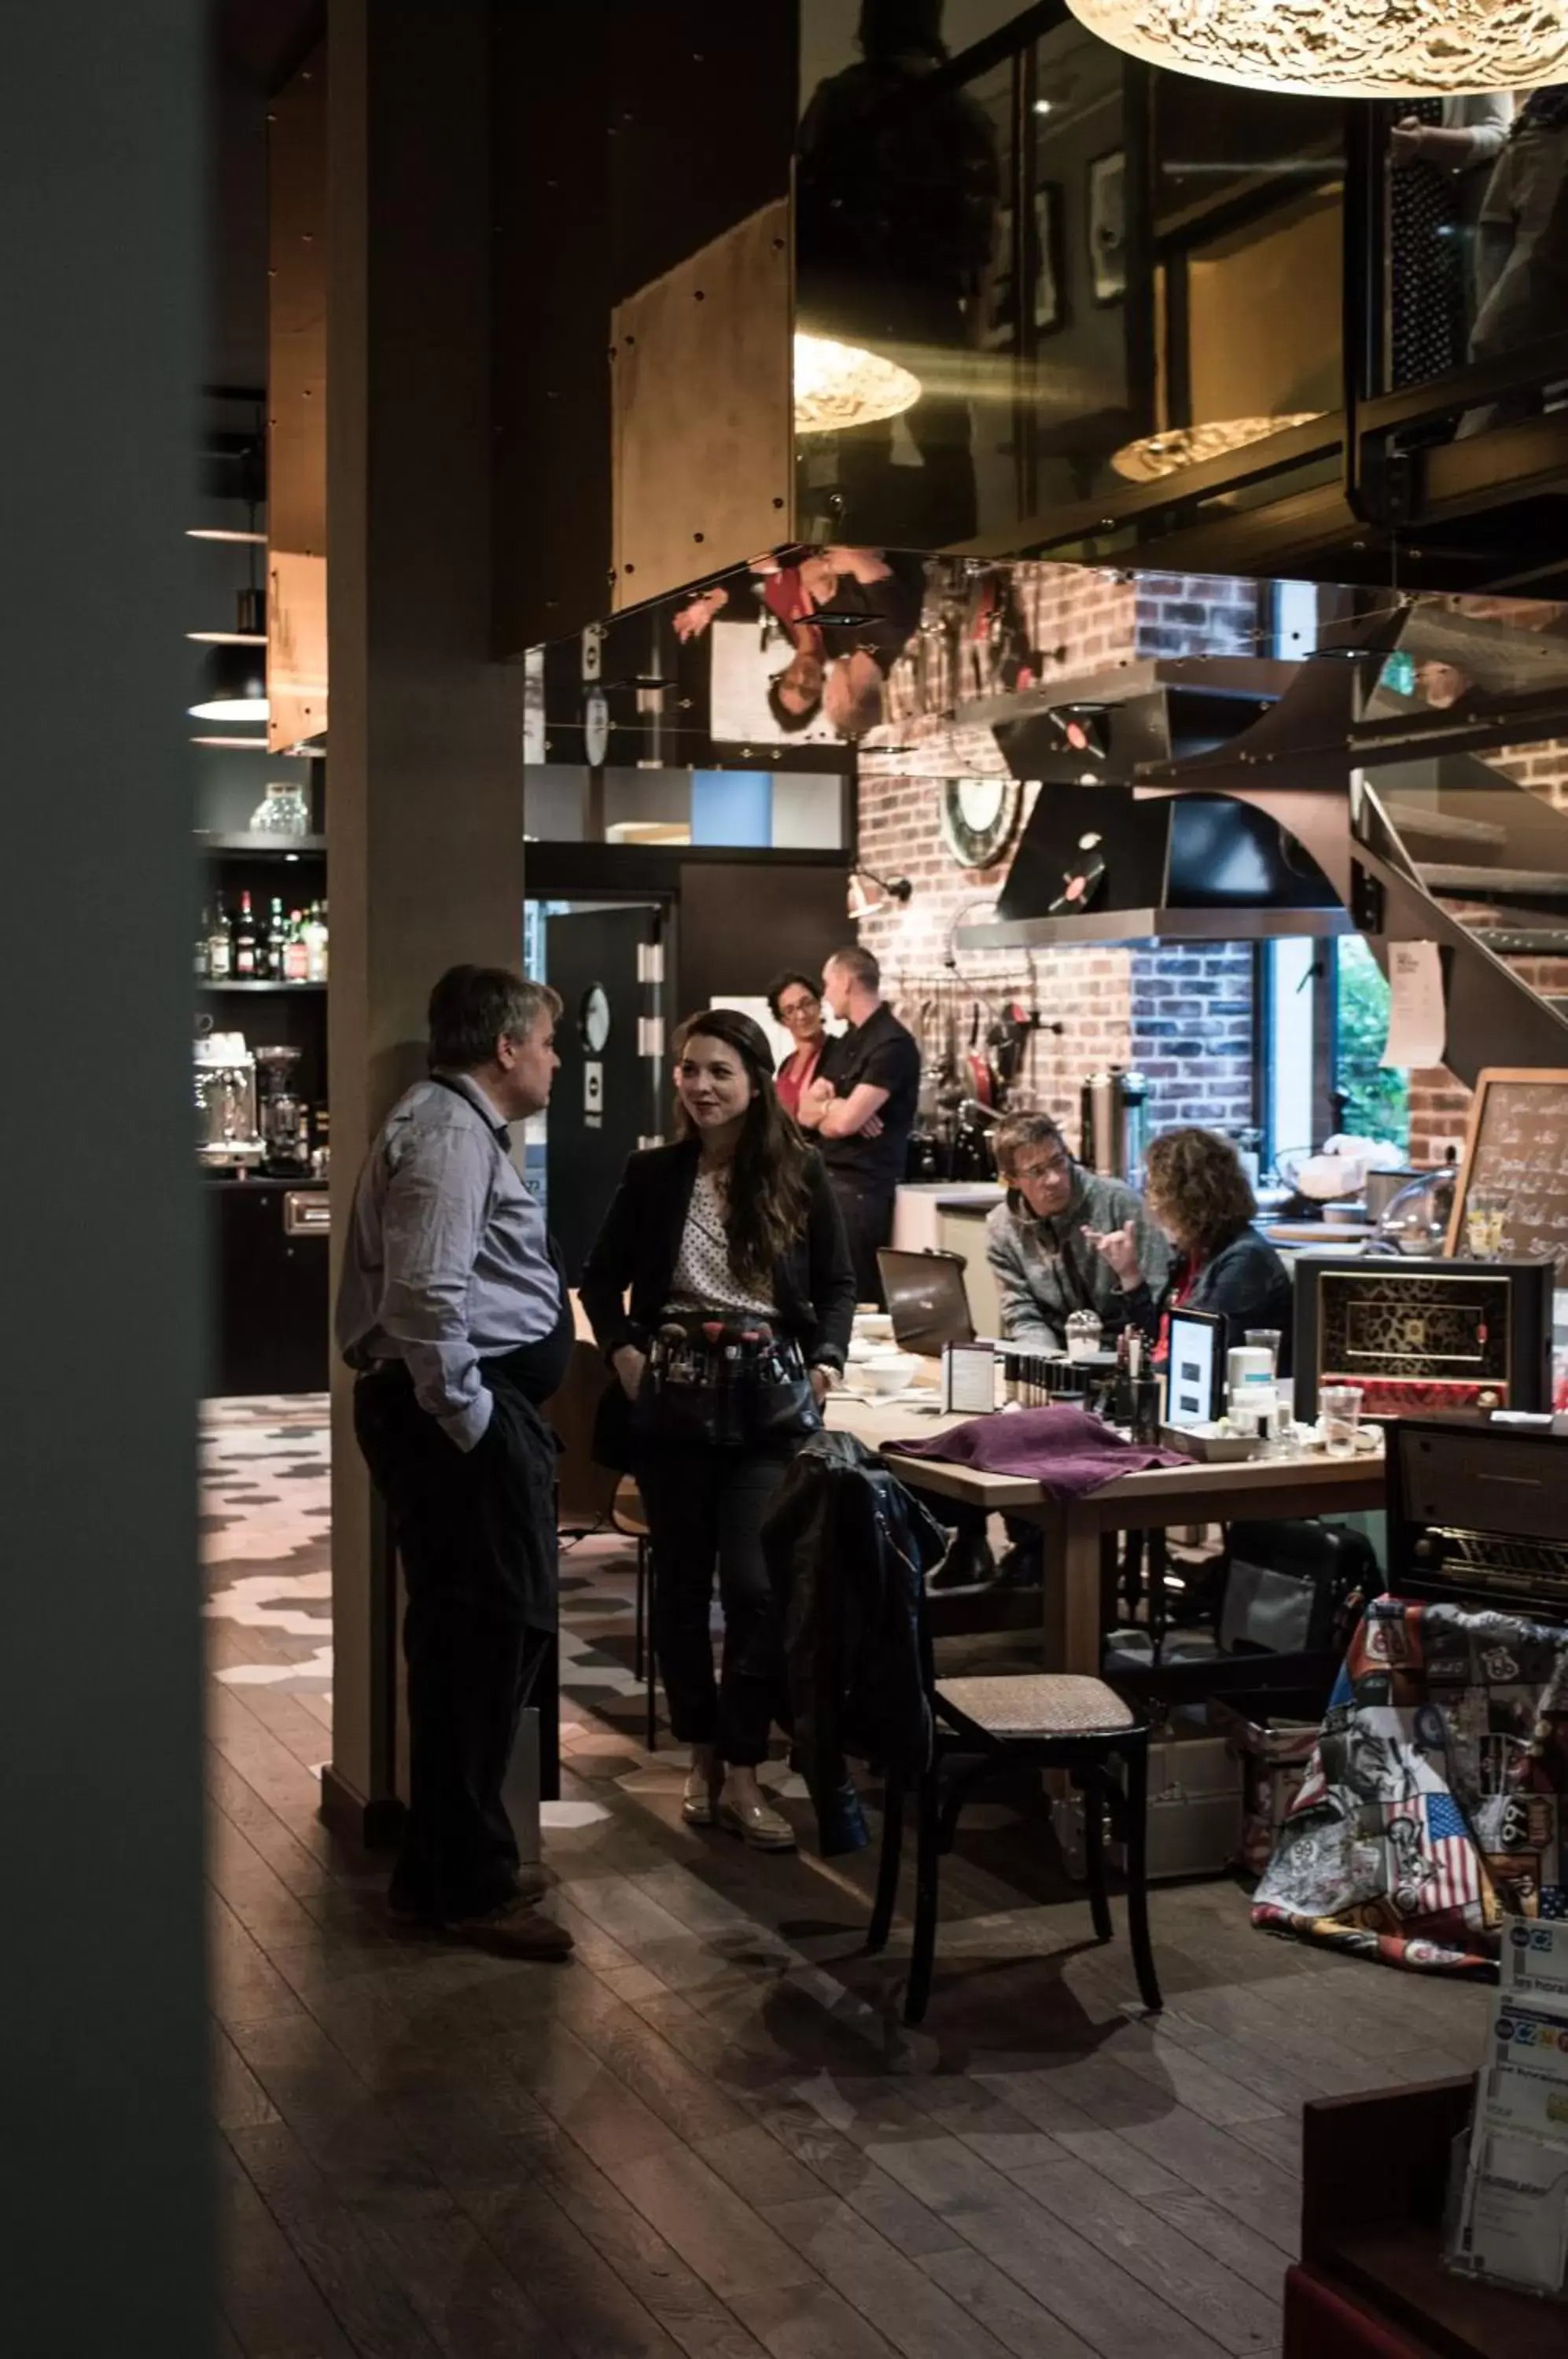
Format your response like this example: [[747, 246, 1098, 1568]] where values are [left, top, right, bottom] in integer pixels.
[[1220, 1519, 1375, 1656]]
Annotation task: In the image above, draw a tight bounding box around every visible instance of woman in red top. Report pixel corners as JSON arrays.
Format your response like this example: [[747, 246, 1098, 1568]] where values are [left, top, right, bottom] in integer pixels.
[[768, 970, 829, 1120]]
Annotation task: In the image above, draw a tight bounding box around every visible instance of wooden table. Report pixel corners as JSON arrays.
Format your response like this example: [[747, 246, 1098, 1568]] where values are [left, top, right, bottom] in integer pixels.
[[827, 1389, 1387, 1675]]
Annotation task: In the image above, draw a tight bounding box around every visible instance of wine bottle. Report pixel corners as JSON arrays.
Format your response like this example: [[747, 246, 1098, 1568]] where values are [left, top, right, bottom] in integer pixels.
[[208, 900, 233, 981], [234, 890, 259, 980], [195, 907, 211, 980], [267, 896, 287, 981]]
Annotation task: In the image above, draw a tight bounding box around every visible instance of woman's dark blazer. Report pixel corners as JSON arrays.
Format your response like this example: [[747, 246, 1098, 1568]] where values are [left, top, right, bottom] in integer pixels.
[[1123, 1224, 1294, 1370], [579, 1137, 856, 1373]]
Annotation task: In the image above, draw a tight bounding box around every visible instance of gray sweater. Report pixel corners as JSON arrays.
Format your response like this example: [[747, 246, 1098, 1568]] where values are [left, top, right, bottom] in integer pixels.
[[985, 1169, 1172, 1351]]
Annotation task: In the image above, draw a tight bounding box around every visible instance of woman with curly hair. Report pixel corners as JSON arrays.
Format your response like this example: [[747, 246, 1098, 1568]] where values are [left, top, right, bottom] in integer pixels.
[[1085, 1124, 1292, 1366], [580, 1008, 854, 1849]]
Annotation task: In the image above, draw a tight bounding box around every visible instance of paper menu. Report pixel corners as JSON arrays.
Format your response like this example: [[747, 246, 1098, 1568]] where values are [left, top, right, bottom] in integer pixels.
[[1457, 2129, 1568, 2295], [1381, 940, 1446, 1072], [1482, 2000, 1568, 2148], [1502, 1915, 1568, 2011], [1449, 1912, 1568, 2298]]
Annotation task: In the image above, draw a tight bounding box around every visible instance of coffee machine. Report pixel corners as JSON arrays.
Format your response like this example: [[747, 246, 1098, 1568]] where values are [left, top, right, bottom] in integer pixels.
[[194, 1025, 265, 1168], [255, 1043, 311, 1172], [1081, 1065, 1149, 1187]]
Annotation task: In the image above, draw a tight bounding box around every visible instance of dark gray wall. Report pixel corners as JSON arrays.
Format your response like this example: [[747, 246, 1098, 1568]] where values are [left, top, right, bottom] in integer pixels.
[[1, 2, 211, 2351]]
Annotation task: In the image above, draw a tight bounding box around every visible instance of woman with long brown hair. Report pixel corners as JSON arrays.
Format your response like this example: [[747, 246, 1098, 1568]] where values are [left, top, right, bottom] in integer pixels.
[[580, 1008, 855, 1848]]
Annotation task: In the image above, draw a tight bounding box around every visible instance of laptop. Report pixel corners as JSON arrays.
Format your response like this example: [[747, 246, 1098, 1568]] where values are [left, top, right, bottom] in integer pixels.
[[877, 1248, 976, 1357], [1165, 1306, 1224, 1428]]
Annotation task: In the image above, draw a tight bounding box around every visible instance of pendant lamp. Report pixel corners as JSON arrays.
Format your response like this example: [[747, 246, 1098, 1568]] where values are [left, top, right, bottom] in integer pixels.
[[1062, 0, 1568, 96], [189, 639, 268, 723], [1113, 414, 1320, 481], [794, 333, 922, 434]]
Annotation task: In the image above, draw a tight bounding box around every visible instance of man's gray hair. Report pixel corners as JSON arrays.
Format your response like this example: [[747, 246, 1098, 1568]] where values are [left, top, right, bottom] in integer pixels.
[[993, 1109, 1068, 1174], [427, 965, 561, 1072]]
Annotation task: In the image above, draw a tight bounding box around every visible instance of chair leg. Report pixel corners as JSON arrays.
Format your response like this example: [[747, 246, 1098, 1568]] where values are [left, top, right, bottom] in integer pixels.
[[904, 1769, 942, 2026], [1120, 1732, 1162, 2015], [643, 1544, 658, 1754], [633, 1535, 646, 1683], [1080, 1765, 1113, 1942], [867, 1773, 904, 1953]]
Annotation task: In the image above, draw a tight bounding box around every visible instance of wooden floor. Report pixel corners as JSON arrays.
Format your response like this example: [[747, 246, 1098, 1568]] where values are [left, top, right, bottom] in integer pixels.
[[203, 1400, 1489, 2359]]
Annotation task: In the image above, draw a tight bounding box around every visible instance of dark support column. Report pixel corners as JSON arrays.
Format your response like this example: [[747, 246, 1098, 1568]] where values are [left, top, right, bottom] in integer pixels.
[[0, 4, 210, 2351], [325, 0, 527, 1844]]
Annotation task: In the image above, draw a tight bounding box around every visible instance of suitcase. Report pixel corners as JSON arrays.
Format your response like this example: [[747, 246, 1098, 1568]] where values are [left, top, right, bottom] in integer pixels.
[[1053, 1732, 1242, 1883]]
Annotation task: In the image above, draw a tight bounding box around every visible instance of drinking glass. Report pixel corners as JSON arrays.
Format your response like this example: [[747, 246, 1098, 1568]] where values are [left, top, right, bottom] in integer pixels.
[[1320, 1384, 1364, 1457], [1242, 1328, 1283, 1450]]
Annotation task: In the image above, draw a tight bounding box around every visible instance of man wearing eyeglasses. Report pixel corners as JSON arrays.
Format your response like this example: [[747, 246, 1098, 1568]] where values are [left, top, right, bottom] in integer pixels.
[[929, 1112, 1172, 1593], [988, 1110, 1170, 1352]]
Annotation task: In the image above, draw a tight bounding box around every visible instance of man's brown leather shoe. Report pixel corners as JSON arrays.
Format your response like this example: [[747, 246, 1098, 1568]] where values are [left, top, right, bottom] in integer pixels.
[[446, 1898, 574, 1960]]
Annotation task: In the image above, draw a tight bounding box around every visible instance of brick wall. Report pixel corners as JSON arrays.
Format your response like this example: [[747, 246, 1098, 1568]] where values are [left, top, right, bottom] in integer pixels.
[[856, 565, 1267, 1152], [858, 569, 1568, 1172]]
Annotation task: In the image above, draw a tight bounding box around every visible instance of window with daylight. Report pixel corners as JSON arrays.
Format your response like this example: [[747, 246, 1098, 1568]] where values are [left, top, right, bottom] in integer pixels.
[[1335, 937, 1409, 1150]]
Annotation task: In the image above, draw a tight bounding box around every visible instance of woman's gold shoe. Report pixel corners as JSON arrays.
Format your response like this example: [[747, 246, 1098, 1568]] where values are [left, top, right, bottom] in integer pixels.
[[716, 1792, 796, 1851], [681, 1763, 720, 1826]]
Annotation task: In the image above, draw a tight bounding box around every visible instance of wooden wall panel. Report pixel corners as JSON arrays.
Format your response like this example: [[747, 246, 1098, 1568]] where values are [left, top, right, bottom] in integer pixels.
[[267, 40, 327, 749], [610, 202, 793, 613]]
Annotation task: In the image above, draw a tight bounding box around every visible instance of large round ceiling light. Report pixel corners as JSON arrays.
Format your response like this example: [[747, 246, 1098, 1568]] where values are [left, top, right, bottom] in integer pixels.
[[1062, 0, 1567, 95], [793, 333, 921, 435], [1113, 414, 1320, 480]]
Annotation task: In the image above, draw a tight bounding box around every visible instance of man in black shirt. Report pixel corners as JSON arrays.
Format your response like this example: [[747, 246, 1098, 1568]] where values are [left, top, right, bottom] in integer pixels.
[[797, 943, 921, 1304]]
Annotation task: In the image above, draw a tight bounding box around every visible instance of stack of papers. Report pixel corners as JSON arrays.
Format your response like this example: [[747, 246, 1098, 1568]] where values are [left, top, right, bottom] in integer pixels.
[[1450, 1917, 1568, 2298]]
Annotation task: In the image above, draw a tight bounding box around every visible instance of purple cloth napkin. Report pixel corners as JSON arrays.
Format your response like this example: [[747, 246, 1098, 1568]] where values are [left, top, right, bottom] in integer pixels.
[[885, 1405, 1186, 1498]]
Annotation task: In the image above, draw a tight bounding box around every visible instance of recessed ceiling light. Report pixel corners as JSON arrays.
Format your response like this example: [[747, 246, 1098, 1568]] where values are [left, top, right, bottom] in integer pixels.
[[1033, 98, 1054, 113]]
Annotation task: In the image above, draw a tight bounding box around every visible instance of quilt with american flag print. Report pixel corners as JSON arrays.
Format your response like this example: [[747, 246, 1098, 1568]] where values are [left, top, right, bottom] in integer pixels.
[[1253, 1593, 1568, 1974]]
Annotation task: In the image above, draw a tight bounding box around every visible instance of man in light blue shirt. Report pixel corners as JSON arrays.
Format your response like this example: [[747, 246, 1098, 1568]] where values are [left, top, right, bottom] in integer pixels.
[[338, 965, 574, 1960]]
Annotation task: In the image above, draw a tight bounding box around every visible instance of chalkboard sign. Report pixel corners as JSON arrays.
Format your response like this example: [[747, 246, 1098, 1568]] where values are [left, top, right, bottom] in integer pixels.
[[1447, 1068, 1568, 1275]]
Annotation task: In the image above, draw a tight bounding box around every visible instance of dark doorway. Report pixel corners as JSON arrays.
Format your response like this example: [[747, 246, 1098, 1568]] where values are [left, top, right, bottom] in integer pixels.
[[543, 902, 665, 1280]]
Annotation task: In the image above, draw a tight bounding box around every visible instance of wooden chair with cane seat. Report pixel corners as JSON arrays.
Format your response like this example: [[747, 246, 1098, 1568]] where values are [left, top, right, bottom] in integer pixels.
[[867, 1655, 1162, 2026], [611, 1476, 657, 1751]]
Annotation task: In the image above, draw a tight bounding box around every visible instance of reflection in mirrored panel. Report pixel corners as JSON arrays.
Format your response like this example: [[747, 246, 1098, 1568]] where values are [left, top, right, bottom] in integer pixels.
[[527, 543, 1568, 1180], [767, 6, 1568, 572], [786, 7, 1360, 543]]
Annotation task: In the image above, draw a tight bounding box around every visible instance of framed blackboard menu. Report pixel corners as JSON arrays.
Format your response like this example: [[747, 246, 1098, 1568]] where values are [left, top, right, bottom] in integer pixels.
[[1446, 1068, 1568, 1275]]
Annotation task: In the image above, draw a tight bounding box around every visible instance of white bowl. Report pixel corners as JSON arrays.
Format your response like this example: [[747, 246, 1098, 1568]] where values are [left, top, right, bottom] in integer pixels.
[[862, 1352, 921, 1397], [856, 1315, 895, 1345]]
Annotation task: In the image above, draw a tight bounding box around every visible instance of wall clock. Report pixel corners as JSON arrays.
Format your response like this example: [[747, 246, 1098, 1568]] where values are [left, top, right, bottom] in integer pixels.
[[580, 984, 612, 1055], [940, 775, 1022, 870]]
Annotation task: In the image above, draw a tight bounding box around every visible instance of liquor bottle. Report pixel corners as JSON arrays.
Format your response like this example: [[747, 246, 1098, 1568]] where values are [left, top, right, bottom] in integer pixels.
[[195, 907, 211, 980], [303, 900, 329, 984], [282, 910, 309, 983], [234, 889, 259, 980], [207, 900, 233, 981], [267, 896, 288, 981]]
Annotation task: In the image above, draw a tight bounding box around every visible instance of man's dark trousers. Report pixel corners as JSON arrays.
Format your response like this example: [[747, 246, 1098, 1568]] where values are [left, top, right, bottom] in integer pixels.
[[354, 1353, 560, 1922], [831, 1179, 896, 1307]]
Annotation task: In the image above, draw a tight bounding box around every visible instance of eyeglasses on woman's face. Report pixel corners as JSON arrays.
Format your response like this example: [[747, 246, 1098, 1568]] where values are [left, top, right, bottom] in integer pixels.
[[778, 991, 821, 1029]]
